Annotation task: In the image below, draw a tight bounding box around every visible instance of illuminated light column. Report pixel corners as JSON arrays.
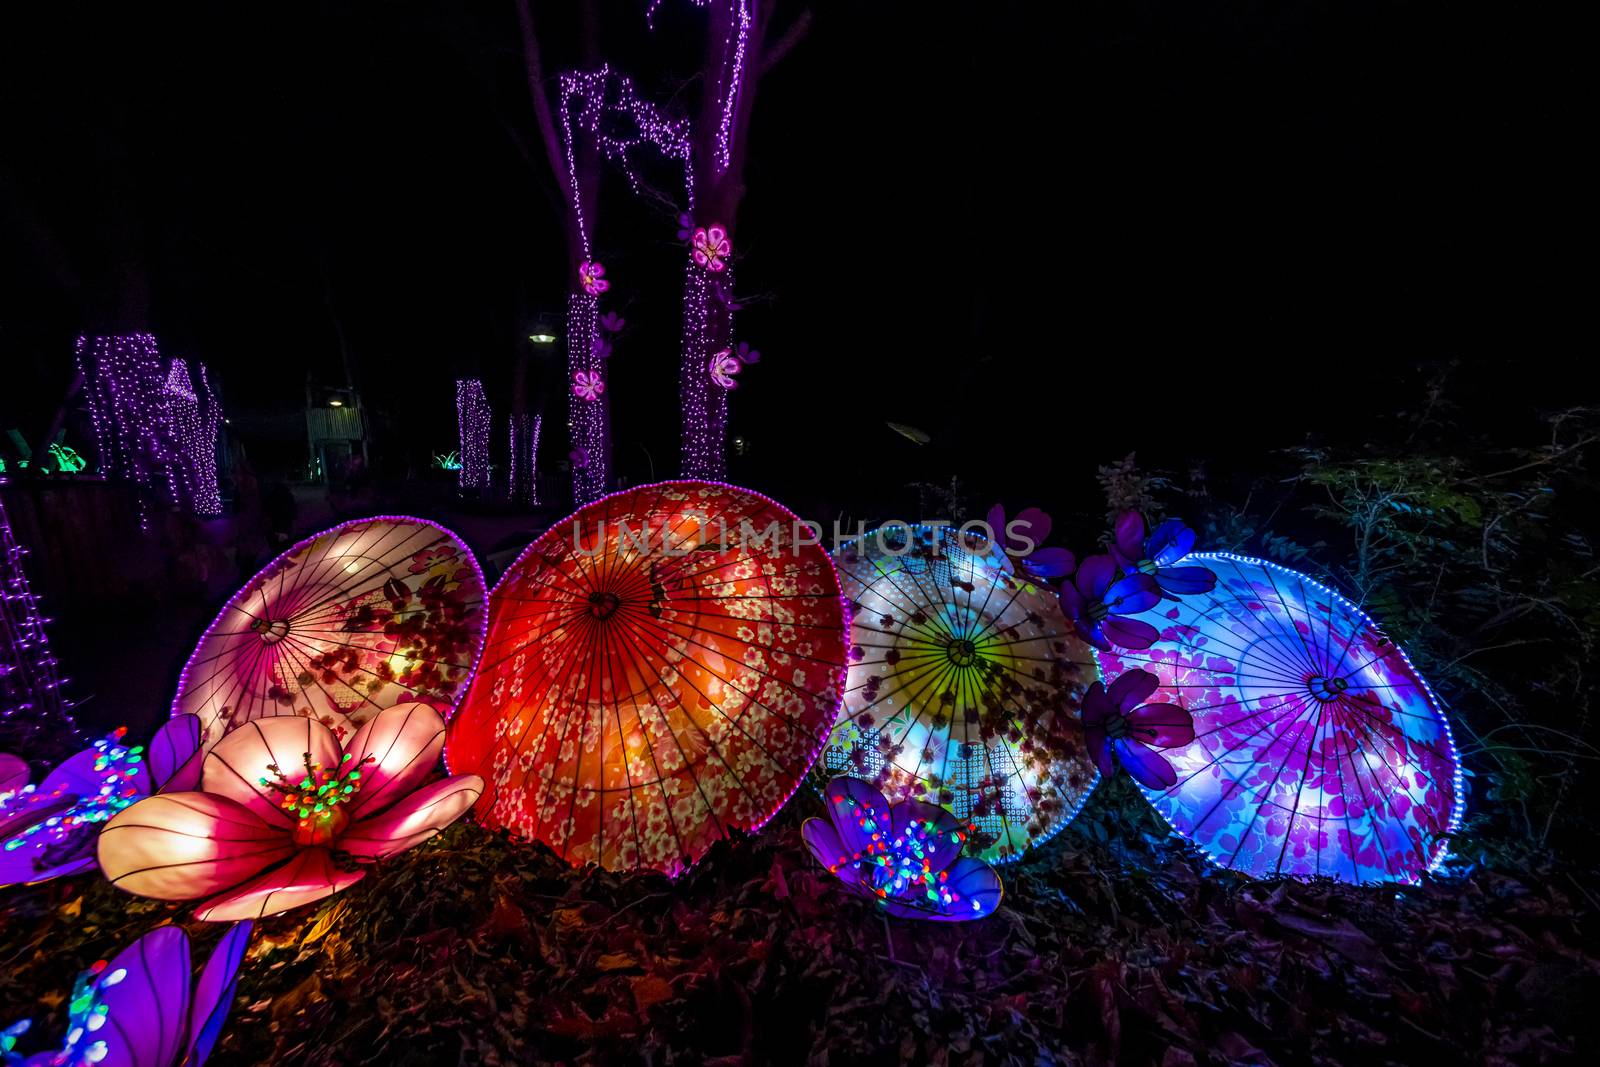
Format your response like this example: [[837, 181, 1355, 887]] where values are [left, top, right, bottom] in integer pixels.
[[567, 293, 608, 504], [455, 379, 492, 492], [162, 358, 224, 516], [680, 261, 732, 479], [558, 66, 693, 505], [0, 493, 77, 756], [76, 334, 187, 522], [509, 412, 542, 507]]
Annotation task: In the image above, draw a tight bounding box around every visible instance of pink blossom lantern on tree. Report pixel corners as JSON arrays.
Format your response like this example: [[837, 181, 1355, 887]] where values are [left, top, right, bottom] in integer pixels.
[[578, 260, 609, 296], [691, 225, 731, 272]]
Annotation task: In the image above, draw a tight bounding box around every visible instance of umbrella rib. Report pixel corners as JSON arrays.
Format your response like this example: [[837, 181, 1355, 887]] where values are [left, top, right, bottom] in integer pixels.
[[491, 612, 605, 836], [1271, 697, 1328, 876], [1217, 691, 1323, 870]]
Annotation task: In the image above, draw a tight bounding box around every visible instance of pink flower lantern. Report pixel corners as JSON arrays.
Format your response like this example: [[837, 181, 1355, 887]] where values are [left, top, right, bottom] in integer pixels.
[[691, 225, 731, 272], [98, 704, 482, 921], [578, 260, 609, 296], [572, 370, 605, 402], [708, 349, 742, 390]]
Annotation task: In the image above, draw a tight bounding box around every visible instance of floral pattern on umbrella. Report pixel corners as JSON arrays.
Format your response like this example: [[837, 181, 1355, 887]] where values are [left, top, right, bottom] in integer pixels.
[[1, 717, 202, 888], [821, 525, 1100, 864], [99, 704, 481, 921], [173, 517, 487, 746], [802, 776, 1002, 920], [1099, 553, 1464, 884], [445, 482, 849, 878], [1, 921, 252, 1067]]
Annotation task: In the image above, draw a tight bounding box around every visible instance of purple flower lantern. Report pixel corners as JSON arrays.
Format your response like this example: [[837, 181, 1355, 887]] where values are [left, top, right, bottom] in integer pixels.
[[802, 777, 1003, 921]]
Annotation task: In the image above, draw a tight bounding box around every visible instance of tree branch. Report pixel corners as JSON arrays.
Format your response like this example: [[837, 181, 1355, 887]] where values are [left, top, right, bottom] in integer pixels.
[[760, 9, 811, 75]]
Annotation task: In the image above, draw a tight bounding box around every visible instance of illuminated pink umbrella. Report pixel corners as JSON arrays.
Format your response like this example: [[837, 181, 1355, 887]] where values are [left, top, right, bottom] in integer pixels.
[[173, 516, 487, 746], [1099, 552, 1464, 884]]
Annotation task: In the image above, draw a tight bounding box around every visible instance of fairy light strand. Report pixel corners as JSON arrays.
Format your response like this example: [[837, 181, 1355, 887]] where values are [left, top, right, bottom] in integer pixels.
[[0, 495, 76, 751], [454, 380, 492, 492], [508, 413, 542, 507]]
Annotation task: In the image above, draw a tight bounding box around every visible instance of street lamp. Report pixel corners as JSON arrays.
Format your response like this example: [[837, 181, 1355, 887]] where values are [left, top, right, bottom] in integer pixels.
[[527, 312, 560, 347]]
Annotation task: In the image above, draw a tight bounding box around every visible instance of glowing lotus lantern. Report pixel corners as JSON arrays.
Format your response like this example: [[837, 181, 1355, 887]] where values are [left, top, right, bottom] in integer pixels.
[[445, 481, 849, 877], [1, 717, 202, 888], [99, 704, 481, 921], [0, 921, 252, 1067], [802, 776, 1002, 921], [173, 516, 486, 746], [1098, 552, 1464, 884], [821, 525, 1101, 864]]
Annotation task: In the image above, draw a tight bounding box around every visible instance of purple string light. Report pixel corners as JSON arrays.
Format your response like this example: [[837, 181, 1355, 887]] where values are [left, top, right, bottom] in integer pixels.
[[0, 494, 76, 755], [558, 66, 695, 253], [76, 335, 224, 524], [567, 293, 609, 504], [680, 262, 731, 479], [455, 379, 492, 492], [162, 359, 224, 516], [508, 413, 542, 507]]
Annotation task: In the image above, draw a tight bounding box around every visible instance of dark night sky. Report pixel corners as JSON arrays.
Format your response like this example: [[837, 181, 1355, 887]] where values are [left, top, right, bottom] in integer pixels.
[[0, 1, 1577, 525]]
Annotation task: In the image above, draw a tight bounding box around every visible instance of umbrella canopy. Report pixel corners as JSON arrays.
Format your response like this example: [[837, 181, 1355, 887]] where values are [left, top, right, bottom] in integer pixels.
[[1099, 552, 1464, 883], [822, 525, 1100, 864], [174, 516, 486, 746], [445, 481, 849, 877]]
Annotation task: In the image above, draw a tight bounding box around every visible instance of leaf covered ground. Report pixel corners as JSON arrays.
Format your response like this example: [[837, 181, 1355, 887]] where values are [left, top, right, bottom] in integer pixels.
[[1, 779, 1594, 1066]]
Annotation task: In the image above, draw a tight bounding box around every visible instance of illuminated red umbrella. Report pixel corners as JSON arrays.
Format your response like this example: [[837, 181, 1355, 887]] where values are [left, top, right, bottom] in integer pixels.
[[446, 481, 849, 877], [174, 516, 487, 746]]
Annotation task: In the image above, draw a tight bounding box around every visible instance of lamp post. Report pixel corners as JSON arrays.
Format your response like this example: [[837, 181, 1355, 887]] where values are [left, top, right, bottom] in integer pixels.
[[511, 314, 560, 507]]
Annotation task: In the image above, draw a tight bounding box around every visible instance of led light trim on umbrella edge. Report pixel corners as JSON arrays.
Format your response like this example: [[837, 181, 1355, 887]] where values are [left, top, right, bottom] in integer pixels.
[[1100, 551, 1464, 884], [171, 515, 489, 745], [445, 479, 851, 877], [823, 524, 1102, 865]]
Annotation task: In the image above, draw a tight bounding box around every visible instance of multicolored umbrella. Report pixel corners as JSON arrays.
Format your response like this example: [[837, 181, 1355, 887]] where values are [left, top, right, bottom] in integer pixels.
[[174, 516, 487, 746], [821, 525, 1100, 864], [445, 481, 849, 877], [1098, 552, 1464, 884]]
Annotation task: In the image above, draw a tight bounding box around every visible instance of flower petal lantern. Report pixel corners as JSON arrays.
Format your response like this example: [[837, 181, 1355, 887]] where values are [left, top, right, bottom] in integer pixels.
[[1, 717, 202, 889], [173, 516, 487, 746], [802, 776, 1002, 921], [98, 704, 482, 921], [1098, 552, 1464, 884], [0, 754, 26, 796], [444, 481, 849, 877], [2, 920, 252, 1067], [821, 525, 1100, 864]]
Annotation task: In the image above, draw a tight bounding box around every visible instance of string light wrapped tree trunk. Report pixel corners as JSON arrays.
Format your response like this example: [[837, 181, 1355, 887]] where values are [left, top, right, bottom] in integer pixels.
[[512, 0, 611, 505], [665, 0, 811, 478], [75, 334, 225, 521], [455, 378, 492, 493]]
